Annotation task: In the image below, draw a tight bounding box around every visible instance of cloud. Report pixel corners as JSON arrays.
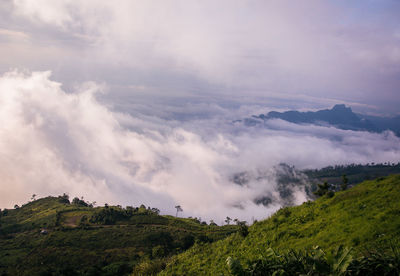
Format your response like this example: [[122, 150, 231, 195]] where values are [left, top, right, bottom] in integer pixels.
[[0, 28, 29, 41], [1, 71, 400, 223], [7, 0, 400, 113]]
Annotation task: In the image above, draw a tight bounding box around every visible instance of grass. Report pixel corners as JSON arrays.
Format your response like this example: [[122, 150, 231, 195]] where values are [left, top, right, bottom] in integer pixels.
[[0, 196, 238, 275], [160, 175, 400, 275], [1, 174, 399, 275]]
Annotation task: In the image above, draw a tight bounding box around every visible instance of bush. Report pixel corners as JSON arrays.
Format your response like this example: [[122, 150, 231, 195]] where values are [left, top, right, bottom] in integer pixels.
[[89, 207, 132, 225], [196, 235, 213, 243], [326, 191, 335, 198], [226, 245, 400, 276], [101, 262, 132, 276], [238, 222, 249, 238], [72, 197, 88, 207], [146, 232, 173, 250], [152, 245, 166, 258], [58, 193, 70, 204], [181, 234, 195, 250], [132, 259, 166, 276], [226, 257, 244, 276]]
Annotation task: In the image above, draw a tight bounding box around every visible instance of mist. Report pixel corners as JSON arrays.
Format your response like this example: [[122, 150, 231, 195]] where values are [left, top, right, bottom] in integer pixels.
[[1, 71, 399, 222]]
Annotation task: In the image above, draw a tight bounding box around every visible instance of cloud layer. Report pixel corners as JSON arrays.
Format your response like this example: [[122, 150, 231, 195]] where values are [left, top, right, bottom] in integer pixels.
[[2, 0, 400, 113], [1, 71, 399, 222]]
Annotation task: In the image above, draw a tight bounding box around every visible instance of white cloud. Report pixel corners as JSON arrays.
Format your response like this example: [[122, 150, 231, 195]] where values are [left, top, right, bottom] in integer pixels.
[[8, 0, 400, 113], [1, 71, 400, 223]]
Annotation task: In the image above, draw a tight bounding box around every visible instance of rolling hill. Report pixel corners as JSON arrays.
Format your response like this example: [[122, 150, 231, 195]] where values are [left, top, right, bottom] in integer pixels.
[[0, 196, 237, 275], [161, 175, 400, 275], [1, 175, 400, 275]]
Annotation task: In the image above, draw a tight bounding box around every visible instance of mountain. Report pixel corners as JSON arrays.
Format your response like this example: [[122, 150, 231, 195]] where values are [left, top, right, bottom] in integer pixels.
[[247, 104, 400, 135], [161, 175, 400, 275], [0, 196, 237, 275], [2, 174, 400, 275]]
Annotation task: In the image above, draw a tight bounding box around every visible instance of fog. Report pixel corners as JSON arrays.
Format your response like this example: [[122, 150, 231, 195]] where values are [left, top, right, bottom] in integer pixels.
[[1, 71, 399, 222]]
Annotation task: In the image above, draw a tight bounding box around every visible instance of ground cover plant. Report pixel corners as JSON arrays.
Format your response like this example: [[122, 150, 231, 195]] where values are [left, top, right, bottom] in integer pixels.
[[161, 175, 400, 275], [0, 196, 237, 275]]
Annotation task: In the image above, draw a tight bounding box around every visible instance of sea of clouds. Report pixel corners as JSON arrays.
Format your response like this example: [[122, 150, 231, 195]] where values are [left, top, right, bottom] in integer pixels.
[[1, 71, 400, 223]]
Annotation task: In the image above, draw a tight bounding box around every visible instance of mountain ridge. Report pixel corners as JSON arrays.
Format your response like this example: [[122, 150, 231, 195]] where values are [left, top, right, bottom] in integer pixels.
[[246, 104, 400, 136]]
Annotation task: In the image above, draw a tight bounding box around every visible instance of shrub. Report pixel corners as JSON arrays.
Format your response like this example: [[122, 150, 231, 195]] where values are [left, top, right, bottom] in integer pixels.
[[132, 259, 166, 276], [226, 257, 244, 276], [152, 245, 166, 258], [58, 193, 70, 204], [101, 262, 132, 276], [182, 234, 195, 250], [326, 191, 335, 198], [72, 197, 88, 207], [238, 222, 249, 238]]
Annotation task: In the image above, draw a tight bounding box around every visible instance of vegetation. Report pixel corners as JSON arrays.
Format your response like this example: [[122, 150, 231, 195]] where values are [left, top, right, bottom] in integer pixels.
[[1, 173, 400, 275], [0, 197, 237, 275], [304, 162, 400, 190], [161, 175, 400, 275], [224, 245, 400, 275]]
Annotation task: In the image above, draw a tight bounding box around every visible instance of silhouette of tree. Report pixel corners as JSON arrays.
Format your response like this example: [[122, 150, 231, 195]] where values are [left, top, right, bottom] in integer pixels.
[[237, 221, 249, 237], [313, 181, 330, 197], [175, 205, 183, 217], [341, 174, 348, 191]]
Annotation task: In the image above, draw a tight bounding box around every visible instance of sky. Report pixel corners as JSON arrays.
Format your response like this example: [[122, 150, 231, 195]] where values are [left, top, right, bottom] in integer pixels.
[[0, 1, 400, 222]]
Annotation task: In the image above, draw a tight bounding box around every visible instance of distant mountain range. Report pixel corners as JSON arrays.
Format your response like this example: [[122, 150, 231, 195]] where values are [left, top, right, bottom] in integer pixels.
[[244, 104, 400, 136]]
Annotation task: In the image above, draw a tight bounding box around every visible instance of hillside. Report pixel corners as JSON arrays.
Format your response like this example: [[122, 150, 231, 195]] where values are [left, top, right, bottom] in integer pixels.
[[161, 175, 400, 275], [0, 196, 238, 275]]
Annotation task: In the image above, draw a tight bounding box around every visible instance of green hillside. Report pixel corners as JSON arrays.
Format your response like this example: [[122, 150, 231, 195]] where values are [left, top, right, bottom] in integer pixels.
[[0, 196, 237, 275], [161, 175, 400, 275]]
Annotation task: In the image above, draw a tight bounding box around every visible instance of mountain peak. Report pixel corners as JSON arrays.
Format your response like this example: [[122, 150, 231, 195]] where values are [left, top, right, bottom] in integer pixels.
[[244, 105, 400, 136], [253, 104, 377, 132], [331, 104, 352, 112]]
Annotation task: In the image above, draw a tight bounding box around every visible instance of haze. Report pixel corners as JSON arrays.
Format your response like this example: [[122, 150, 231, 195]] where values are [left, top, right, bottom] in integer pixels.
[[0, 1, 399, 222]]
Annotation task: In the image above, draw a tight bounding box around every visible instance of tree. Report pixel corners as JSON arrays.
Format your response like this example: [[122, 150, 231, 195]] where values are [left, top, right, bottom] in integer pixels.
[[175, 205, 183, 217], [225, 216, 232, 225], [341, 174, 348, 191], [151, 208, 160, 215], [313, 181, 330, 197], [58, 193, 70, 204], [237, 221, 249, 237], [72, 197, 88, 207]]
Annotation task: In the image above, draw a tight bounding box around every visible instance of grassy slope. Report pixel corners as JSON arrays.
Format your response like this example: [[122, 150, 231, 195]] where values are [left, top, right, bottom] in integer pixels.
[[0, 197, 237, 275], [161, 175, 400, 275]]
